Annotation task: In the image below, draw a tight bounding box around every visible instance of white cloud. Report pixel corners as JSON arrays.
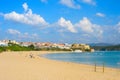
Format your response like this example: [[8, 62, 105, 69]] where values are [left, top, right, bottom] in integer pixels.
[[118, 28, 120, 33], [75, 17, 93, 33], [56, 17, 103, 37], [40, 0, 47, 3], [75, 17, 103, 36], [117, 22, 120, 33], [96, 13, 105, 17], [7, 29, 40, 40], [7, 29, 21, 35], [3, 3, 48, 27], [82, 0, 96, 5], [32, 33, 39, 37], [19, 33, 39, 39], [60, 0, 80, 9], [57, 17, 77, 33], [22, 3, 28, 12], [117, 22, 120, 26]]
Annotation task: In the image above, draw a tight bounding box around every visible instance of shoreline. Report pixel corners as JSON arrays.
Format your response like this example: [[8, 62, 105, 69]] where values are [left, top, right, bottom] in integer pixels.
[[2, 51, 120, 69], [40, 51, 120, 69], [0, 51, 120, 80], [1, 51, 120, 70]]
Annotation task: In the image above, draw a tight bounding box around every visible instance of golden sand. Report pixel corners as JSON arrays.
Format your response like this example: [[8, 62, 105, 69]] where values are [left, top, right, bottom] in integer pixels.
[[0, 51, 120, 80]]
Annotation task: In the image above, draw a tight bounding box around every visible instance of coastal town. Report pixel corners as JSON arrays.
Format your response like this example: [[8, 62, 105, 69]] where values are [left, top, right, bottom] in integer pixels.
[[0, 0, 120, 80], [0, 40, 94, 52]]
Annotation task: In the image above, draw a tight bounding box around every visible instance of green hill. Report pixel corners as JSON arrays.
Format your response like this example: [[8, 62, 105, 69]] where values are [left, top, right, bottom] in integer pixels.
[[91, 45, 120, 51]]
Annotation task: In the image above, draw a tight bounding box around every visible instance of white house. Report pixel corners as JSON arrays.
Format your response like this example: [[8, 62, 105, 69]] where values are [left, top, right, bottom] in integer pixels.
[[0, 41, 8, 46]]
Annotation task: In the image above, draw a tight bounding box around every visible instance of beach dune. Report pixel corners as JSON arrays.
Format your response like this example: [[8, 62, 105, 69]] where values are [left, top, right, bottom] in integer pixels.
[[0, 51, 120, 80]]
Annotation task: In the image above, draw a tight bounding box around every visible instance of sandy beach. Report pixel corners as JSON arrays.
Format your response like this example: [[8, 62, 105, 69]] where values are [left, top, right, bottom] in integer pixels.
[[0, 51, 120, 80]]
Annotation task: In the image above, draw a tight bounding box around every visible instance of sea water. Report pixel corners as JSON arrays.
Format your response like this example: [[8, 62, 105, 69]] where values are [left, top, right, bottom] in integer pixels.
[[41, 51, 120, 68]]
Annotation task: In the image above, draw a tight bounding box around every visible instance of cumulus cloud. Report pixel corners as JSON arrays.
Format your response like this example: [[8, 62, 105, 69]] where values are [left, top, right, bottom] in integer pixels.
[[75, 17, 103, 36], [57, 17, 77, 33], [7, 29, 21, 35], [60, 0, 80, 9], [56, 17, 103, 37], [3, 3, 48, 27], [96, 13, 105, 17], [75, 17, 93, 33], [82, 0, 96, 5]]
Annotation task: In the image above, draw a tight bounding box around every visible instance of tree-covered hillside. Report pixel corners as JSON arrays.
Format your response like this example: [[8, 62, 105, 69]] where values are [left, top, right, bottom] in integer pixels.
[[91, 45, 120, 51]]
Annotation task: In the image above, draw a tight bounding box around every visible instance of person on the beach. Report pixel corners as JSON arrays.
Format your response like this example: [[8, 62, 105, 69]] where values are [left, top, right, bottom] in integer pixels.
[[29, 53, 34, 58]]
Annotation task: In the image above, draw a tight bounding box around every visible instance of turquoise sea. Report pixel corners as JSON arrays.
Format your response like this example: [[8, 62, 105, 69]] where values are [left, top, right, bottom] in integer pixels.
[[42, 51, 120, 68]]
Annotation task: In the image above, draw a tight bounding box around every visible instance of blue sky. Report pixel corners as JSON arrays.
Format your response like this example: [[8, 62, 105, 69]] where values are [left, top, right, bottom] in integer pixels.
[[0, 0, 120, 44]]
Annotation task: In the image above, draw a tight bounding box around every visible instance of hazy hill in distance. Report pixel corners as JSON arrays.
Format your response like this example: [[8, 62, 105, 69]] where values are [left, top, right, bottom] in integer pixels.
[[88, 43, 115, 47], [89, 43, 120, 51]]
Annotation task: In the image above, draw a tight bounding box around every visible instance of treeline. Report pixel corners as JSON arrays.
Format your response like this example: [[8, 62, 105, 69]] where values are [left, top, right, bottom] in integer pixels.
[[0, 43, 71, 53], [91, 45, 120, 51], [0, 43, 34, 52], [36, 47, 71, 51]]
